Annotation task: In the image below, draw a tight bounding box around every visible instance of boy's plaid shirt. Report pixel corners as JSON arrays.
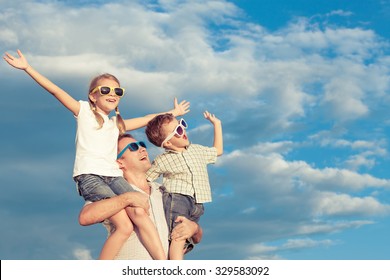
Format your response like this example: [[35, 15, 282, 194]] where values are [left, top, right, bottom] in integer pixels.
[[146, 144, 217, 203]]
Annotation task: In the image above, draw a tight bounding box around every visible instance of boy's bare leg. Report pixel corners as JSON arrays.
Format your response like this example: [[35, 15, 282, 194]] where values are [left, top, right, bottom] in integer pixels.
[[168, 239, 186, 260]]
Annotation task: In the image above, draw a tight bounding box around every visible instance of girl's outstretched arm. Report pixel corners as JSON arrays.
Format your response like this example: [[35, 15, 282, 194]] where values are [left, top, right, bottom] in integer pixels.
[[4, 50, 80, 116], [123, 97, 190, 131]]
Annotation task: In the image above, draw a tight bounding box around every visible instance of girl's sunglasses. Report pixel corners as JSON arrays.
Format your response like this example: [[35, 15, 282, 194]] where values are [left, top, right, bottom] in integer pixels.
[[91, 86, 125, 97], [117, 141, 147, 159], [160, 118, 188, 148]]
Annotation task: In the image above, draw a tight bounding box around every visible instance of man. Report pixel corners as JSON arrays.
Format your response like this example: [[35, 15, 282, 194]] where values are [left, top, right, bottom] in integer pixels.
[[79, 134, 202, 259]]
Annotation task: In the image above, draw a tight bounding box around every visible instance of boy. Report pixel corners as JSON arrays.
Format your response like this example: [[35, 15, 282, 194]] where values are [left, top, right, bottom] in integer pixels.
[[145, 111, 223, 259]]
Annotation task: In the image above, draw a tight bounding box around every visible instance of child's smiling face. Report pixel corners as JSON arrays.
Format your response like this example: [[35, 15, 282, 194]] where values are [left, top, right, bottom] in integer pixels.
[[89, 78, 122, 115]]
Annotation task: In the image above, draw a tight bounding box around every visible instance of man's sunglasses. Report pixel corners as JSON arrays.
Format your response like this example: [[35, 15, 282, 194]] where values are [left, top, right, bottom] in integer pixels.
[[117, 141, 147, 159], [91, 86, 125, 97], [161, 118, 188, 148]]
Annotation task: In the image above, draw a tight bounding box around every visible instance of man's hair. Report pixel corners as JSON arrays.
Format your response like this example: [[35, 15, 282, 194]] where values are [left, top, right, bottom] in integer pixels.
[[145, 113, 175, 147], [118, 133, 134, 142], [117, 133, 135, 153]]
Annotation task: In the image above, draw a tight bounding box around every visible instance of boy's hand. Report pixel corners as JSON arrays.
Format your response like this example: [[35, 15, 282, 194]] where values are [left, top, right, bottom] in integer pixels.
[[171, 97, 190, 117], [204, 110, 221, 125], [3, 49, 30, 70], [205, 110, 223, 156]]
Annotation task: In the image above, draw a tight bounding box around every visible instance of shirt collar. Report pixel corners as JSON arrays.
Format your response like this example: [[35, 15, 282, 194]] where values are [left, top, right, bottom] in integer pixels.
[[164, 143, 191, 154]]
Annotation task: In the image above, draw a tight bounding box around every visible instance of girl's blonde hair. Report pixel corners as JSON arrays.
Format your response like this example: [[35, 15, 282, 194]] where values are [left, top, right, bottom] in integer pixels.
[[88, 73, 126, 135]]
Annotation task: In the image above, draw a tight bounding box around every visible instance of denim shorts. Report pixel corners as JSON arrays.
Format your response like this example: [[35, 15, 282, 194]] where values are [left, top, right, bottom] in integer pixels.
[[74, 174, 136, 202], [160, 187, 204, 253]]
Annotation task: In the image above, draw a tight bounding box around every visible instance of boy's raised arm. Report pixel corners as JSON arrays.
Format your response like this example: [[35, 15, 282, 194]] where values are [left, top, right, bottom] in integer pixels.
[[204, 111, 223, 156]]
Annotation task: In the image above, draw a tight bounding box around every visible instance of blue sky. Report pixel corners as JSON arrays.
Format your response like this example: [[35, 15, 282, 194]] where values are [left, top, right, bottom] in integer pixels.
[[0, 0, 389, 260]]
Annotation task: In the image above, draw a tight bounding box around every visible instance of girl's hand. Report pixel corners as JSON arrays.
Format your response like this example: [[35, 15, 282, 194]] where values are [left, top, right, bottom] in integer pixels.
[[171, 97, 190, 117], [204, 110, 221, 125], [3, 49, 30, 70]]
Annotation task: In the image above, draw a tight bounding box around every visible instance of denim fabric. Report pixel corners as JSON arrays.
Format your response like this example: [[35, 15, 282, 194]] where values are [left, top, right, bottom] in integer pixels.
[[160, 187, 204, 254], [74, 174, 135, 202]]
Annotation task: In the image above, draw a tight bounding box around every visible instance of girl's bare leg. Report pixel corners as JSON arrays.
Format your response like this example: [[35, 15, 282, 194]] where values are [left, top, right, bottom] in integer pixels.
[[126, 207, 166, 260], [99, 209, 133, 260]]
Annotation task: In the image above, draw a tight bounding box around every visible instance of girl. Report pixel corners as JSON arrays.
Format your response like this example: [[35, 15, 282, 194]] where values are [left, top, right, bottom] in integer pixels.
[[4, 49, 190, 260]]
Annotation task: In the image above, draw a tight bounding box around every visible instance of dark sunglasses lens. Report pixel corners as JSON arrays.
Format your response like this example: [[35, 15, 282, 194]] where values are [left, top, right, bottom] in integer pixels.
[[176, 125, 184, 136], [100, 86, 111, 95], [129, 143, 139, 151], [139, 141, 146, 148], [181, 119, 188, 128], [114, 88, 124, 96], [128, 142, 146, 151]]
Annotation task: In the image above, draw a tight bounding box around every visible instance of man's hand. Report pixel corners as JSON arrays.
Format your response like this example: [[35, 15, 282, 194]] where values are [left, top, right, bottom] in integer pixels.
[[124, 192, 150, 215], [171, 216, 200, 242]]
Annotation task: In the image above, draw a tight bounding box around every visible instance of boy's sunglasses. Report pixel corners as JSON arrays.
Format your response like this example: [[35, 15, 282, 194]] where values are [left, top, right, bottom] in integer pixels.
[[91, 86, 125, 97], [160, 118, 188, 148], [117, 141, 147, 159]]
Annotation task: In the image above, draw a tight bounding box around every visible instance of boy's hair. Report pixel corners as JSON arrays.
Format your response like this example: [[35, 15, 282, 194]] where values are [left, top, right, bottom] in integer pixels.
[[88, 73, 126, 135], [145, 113, 176, 147]]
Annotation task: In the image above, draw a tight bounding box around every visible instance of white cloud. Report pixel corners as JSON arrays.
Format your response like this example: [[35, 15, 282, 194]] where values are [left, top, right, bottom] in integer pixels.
[[307, 133, 388, 171], [322, 76, 369, 121], [300, 167, 390, 191], [345, 154, 376, 171], [296, 220, 374, 235], [314, 192, 390, 216], [326, 10, 354, 17], [1, 0, 390, 260], [207, 144, 390, 258], [249, 243, 278, 254], [248, 141, 296, 155], [1, 0, 388, 128], [248, 238, 336, 259], [283, 238, 335, 249], [0, 28, 19, 46], [241, 207, 256, 214], [220, 146, 390, 194], [73, 248, 93, 260]]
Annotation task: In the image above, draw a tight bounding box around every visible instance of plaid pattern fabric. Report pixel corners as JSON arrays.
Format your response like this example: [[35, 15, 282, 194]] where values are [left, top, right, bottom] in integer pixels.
[[146, 144, 217, 203]]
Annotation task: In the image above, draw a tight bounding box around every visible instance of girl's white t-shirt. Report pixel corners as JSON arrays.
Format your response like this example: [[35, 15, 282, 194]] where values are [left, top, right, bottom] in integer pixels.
[[73, 101, 122, 177]]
